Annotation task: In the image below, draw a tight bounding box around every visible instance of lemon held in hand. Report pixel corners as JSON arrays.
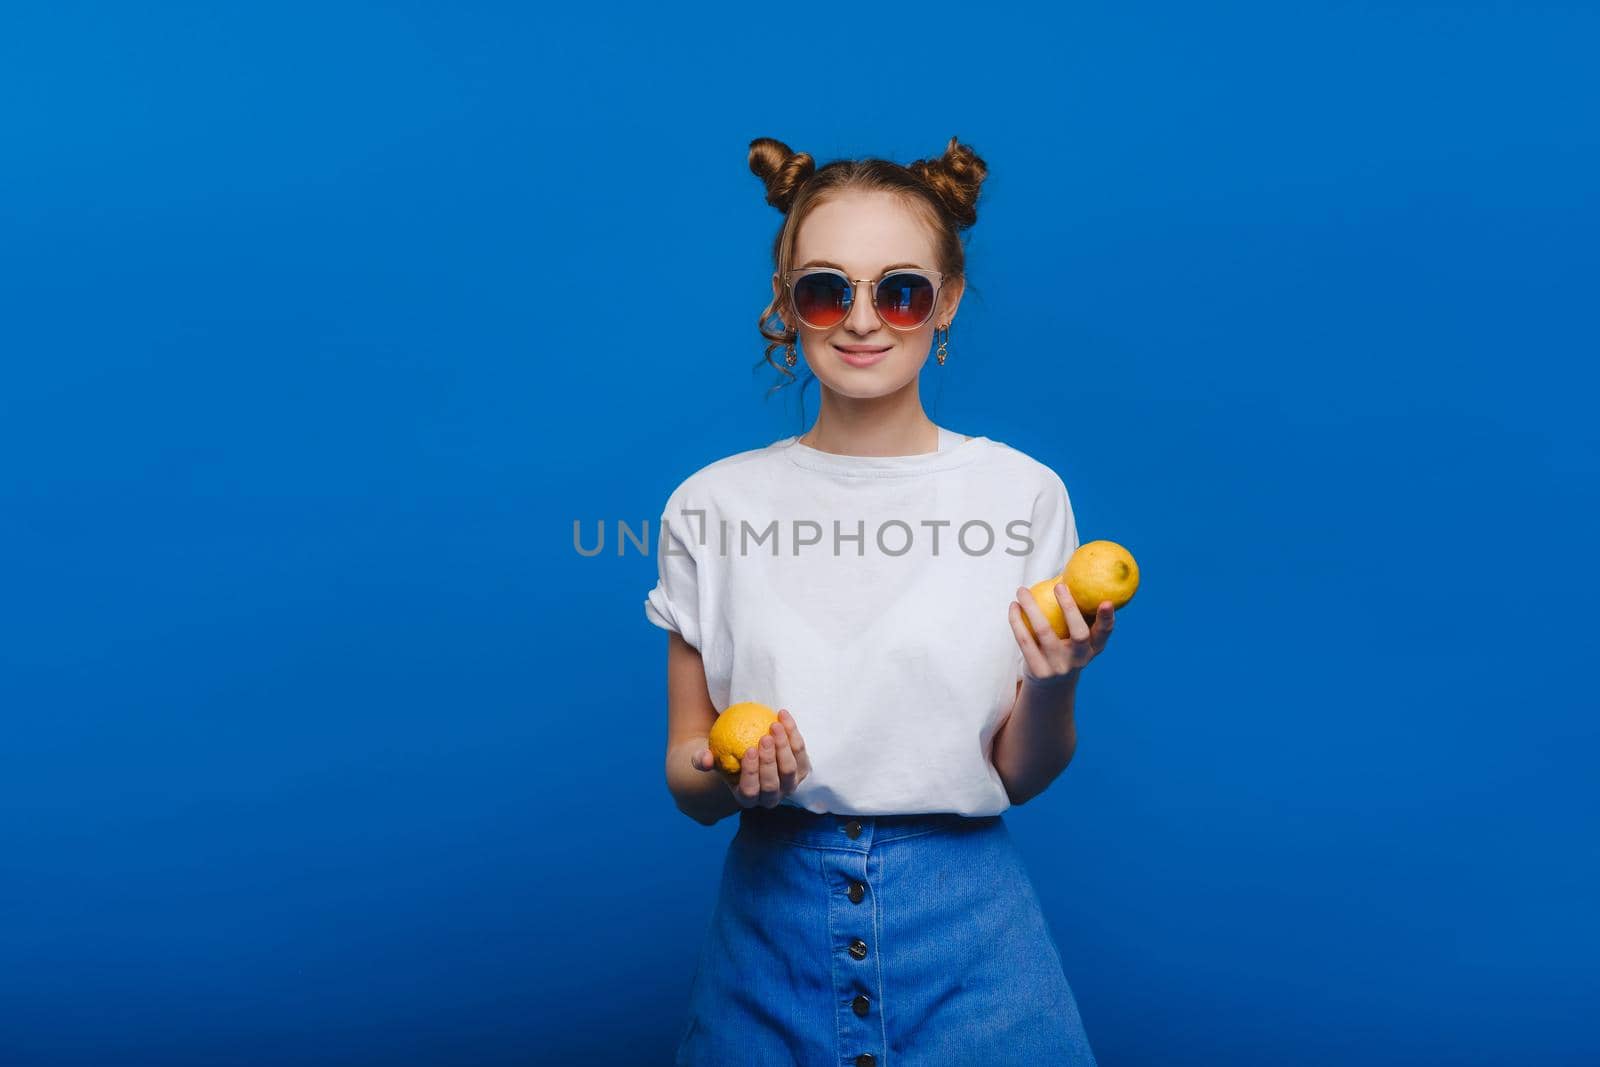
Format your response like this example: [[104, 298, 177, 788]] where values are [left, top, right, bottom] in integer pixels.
[[1063, 540, 1140, 619], [1022, 540, 1140, 639], [708, 701, 780, 779]]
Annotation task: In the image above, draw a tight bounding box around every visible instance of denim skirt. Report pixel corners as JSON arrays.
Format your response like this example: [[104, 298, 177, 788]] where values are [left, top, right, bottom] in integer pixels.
[[674, 805, 1097, 1066]]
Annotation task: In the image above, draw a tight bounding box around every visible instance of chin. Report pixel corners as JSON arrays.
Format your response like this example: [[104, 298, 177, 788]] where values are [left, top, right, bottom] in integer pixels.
[[816, 362, 920, 398]]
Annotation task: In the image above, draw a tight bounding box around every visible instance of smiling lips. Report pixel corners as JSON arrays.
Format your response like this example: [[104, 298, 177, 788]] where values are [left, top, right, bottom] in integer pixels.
[[834, 343, 891, 367]]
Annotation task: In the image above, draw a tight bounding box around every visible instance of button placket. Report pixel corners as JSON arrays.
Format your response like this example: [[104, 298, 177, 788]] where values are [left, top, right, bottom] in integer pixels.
[[826, 817, 880, 1067]]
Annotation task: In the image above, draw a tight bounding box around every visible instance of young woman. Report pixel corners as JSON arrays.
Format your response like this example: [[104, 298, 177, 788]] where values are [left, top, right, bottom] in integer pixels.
[[645, 136, 1114, 1066]]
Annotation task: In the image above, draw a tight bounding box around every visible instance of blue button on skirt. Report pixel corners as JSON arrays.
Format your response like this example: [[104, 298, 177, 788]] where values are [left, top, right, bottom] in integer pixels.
[[674, 805, 1098, 1066]]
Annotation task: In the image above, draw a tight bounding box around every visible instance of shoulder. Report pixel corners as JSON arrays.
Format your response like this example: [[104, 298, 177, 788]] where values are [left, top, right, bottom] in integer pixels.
[[655, 437, 792, 513], [975, 437, 1071, 505]]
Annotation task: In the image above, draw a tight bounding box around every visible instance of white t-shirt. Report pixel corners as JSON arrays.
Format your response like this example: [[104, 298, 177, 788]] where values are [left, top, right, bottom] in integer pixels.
[[643, 424, 1079, 816]]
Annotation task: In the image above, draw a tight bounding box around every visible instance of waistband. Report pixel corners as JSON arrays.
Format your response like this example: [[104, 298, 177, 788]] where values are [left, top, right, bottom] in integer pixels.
[[738, 804, 1000, 851]]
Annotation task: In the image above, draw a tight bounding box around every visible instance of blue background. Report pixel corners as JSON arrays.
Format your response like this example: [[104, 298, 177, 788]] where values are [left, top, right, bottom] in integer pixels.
[[3, 2, 1595, 1064]]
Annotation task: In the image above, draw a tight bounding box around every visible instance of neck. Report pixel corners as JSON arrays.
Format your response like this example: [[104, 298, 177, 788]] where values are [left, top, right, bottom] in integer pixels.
[[799, 382, 939, 457]]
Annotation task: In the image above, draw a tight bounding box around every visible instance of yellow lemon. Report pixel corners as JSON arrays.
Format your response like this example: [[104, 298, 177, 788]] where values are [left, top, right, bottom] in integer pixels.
[[708, 701, 779, 777], [1063, 540, 1140, 619], [1022, 574, 1071, 640]]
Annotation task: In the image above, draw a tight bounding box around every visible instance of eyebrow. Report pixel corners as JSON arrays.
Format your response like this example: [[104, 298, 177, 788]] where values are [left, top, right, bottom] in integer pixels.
[[796, 259, 931, 274]]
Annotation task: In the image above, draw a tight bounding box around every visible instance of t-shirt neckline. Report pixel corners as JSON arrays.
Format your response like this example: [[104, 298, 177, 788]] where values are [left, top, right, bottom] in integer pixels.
[[782, 425, 989, 476]]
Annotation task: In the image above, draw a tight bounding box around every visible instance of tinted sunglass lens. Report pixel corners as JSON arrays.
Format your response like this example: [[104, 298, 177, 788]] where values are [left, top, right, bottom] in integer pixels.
[[792, 272, 850, 328], [876, 273, 935, 328]]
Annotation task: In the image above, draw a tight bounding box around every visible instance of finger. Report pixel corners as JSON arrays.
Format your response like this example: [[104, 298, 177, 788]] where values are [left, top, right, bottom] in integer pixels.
[[737, 745, 761, 807], [1014, 586, 1062, 651], [1062, 586, 1092, 643], [692, 747, 710, 772], [758, 734, 780, 807], [772, 721, 798, 792], [1008, 598, 1042, 656], [1051, 582, 1091, 644], [1007, 601, 1053, 681], [779, 709, 809, 771], [1091, 602, 1115, 650]]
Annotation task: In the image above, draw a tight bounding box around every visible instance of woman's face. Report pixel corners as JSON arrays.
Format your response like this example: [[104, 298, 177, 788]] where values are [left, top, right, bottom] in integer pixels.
[[774, 190, 964, 399]]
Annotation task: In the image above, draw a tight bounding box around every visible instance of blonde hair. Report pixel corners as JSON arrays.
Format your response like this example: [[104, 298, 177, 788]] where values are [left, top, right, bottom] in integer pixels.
[[747, 136, 989, 397]]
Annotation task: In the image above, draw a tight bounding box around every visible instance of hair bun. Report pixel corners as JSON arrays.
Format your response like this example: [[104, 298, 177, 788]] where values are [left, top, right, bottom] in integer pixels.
[[748, 137, 817, 214], [907, 136, 988, 230]]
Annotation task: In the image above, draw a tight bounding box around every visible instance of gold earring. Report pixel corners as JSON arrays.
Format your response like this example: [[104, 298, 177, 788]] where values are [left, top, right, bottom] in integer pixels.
[[784, 340, 798, 368], [935, 322, 951, 365]]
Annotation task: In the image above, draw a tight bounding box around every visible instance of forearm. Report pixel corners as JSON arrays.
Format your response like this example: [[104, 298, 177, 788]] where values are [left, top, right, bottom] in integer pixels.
[[665, 736, 742, 826], [991, 672, 1080, 806]]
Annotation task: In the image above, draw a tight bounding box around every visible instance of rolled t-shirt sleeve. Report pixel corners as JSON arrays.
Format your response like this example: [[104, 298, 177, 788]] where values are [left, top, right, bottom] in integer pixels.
[[643, 496, 703, 652]]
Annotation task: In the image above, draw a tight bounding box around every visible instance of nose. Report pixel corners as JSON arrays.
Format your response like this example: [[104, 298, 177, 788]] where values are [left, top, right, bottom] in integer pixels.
[[843, 278, 881, 335]]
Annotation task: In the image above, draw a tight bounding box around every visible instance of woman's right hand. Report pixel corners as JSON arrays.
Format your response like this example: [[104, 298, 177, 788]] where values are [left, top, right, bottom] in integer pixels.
[[691, 708, 811, 809]]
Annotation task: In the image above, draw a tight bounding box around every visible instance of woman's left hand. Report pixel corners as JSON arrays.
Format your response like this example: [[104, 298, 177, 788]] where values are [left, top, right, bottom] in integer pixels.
[[1008, 582, 1115, 685]]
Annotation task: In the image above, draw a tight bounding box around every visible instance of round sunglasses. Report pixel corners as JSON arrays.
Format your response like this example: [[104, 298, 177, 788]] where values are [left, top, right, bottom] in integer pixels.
[[783, 267, 945, 332]]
